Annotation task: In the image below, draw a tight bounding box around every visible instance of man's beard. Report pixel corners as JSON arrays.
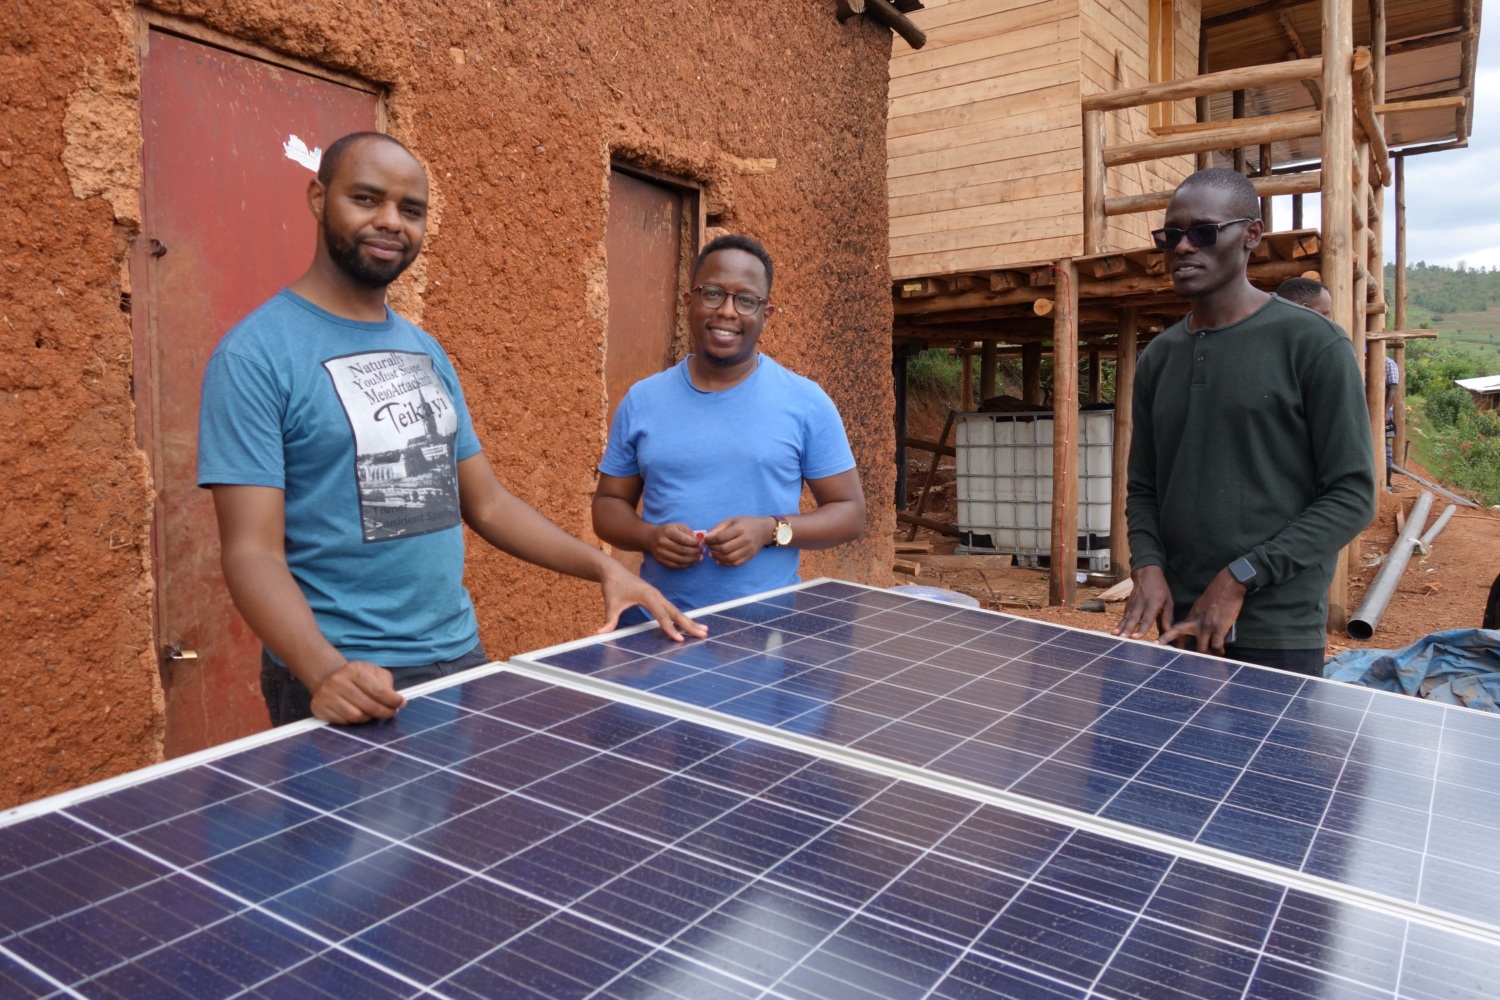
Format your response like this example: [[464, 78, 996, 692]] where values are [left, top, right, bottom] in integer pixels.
[[324, 221, 414, 289]]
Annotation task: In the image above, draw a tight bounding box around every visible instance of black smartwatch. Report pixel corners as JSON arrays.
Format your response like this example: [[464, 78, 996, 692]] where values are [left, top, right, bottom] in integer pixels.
[[1227, 557, 1260, 595]]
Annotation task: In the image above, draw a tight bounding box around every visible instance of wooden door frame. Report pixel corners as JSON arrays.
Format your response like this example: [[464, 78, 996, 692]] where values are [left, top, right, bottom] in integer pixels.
[[609, 160, 706, 363], [129, 11, 386, 683]]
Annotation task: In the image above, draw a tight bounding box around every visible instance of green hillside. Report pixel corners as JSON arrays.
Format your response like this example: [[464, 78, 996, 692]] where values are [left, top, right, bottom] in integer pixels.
[[1386, 262, 1500, 504]]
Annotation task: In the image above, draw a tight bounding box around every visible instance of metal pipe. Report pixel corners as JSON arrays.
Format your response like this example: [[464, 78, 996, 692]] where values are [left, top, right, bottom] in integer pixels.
[[1392, 464, 1480, 508], [1417, 504, 1457, 551], [1347, 491, 1434, 640]]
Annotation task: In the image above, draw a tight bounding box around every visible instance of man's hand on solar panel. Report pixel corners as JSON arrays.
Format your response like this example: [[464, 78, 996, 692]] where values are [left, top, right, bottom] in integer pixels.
[[596, 559, 708, 640], [1112, 564, 1175, 641], [309, 660, 407, 724], [1156, 567, 1246, 657]]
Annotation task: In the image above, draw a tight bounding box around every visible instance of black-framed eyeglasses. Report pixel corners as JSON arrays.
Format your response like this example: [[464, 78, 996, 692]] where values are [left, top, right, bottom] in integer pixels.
[[1151, 218, 1256, 251], [693, 284, 767, 316]]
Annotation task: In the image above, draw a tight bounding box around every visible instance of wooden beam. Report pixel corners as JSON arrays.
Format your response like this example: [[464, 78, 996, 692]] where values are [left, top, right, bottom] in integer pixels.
[[1373, 96, 1466, 115], [1104, 170, 1319, 216], [1394, 155, 1407, 334], [1022, 341, 1043, 404], [1385, 27, 1470, 56], [1082, 57, 1322, 112], [1323, 0, 1355, 632], [1111, 309, 1137, 579], [1276, 12, 1325, 107], [1083, 109, 1107, 255], [1104, 112, 1322, 167], [863, 0, 926, 49], [1353, 48, 1393, 186], [1205, 0, 1318, 29], [896, 436, 956, 458], [895, 511, 962, 538], [1087, 349, 1102, 405], [960, 352, 974, 412], [1049, 258, 1079, 609], [1232, 90, 1248, 174], [979, 340, 997, 401]]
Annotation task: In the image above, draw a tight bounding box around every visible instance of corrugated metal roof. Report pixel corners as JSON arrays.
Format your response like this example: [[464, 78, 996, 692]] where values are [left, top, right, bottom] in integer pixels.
[[1457, 375, 1500, 393]]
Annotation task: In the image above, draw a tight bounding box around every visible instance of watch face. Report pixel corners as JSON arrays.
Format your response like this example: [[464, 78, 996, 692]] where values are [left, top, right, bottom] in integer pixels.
[[775, 520, 793, 546]]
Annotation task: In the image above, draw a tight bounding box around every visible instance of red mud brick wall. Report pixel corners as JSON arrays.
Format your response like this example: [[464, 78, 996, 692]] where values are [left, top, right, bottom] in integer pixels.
[[0, 1, 896, 807]]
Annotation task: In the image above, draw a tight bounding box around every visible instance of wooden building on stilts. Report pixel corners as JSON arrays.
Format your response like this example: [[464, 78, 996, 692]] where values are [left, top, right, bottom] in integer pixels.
[[884, 0, 1482, 623]]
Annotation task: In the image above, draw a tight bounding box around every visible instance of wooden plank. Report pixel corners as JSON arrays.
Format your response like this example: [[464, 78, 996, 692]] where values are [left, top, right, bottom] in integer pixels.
[[892, 190, 1081, 241], [890, 124, 1079, 181], [891, 0, 1071, 74], [1105, 170, 1321, 216], [888, 95, 1076, 160], [889, 20, 1077, 100], [891, 211, 1080, 259], [892, 236, 1084, 280], [888, 81, 1077, 139], [894, 541, 934, 554], [889, 150, 1079, 203], [893, 559, 923, 576], [890, 166, 1080, 222], [905, 0, 1070, 31], [889, 62, 1077, 119], [1083, 109, 1106, 255]]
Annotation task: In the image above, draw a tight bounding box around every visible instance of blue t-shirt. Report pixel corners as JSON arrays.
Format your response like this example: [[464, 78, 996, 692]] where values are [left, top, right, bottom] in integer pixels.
[[197, 290, 483, 666], [600, 355, 856, 611]]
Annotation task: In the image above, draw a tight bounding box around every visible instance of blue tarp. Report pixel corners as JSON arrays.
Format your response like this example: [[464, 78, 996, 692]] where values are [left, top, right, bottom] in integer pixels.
[[1324, 629, 1500, 712]]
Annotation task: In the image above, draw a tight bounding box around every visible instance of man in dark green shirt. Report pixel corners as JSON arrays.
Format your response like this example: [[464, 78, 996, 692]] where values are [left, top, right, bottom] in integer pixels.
[[1113, 169, 1375, 675]]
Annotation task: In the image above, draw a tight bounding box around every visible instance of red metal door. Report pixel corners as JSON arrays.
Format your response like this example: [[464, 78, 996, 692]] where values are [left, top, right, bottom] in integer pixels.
[[604, 170, 687, 572], [605, 170, 684, 424], [135, 28, 379, 756]]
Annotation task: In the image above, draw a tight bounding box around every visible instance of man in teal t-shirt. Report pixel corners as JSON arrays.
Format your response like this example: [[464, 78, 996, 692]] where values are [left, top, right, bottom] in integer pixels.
[[1114, 169, 1375, 675], [593, 235, 866, 614], [199, 132, 702, 727]]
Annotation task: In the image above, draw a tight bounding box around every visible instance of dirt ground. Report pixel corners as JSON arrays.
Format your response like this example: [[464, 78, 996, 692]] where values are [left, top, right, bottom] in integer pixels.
[[899, 393, 1499, 655]]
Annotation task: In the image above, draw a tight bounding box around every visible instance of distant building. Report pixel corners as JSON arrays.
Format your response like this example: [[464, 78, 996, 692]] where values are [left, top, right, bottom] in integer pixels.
[[1456, 375, 1500, 413]]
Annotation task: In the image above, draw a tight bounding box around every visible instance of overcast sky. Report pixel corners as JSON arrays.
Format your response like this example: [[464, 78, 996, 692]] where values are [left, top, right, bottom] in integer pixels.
[[1265, 29, 1498, 269]]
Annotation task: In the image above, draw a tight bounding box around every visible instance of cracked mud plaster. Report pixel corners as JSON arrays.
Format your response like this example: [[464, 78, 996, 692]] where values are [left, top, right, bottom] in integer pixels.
[[61, 87, 141, 227]]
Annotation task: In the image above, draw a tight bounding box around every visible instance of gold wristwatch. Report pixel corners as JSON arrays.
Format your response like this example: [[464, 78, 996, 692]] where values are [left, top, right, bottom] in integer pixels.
[[769, 517, 793, 547]]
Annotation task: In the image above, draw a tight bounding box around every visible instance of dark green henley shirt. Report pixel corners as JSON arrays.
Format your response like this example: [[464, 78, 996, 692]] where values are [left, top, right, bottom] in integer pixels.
[[1127, 295, 1377, 648]]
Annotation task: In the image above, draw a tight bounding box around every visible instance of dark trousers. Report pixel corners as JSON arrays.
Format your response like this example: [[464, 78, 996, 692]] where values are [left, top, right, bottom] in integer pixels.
[[260, 644, 489, 726], [1182, 640, 1326, 677]]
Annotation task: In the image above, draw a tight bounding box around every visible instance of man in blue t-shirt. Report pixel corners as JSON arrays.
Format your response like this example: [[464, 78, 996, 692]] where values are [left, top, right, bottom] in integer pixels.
[[199, 132, 702, 727], [592, 235, 865, 614]]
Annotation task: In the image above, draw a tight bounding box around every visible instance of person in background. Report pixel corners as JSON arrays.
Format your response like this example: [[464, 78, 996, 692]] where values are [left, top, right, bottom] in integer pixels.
[[1115, 169, 1376, 675], [593, 234, 865, 618]]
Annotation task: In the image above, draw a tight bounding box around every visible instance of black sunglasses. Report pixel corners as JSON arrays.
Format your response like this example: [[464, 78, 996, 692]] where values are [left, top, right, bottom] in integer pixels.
[[1151, 218, 1255, 251]]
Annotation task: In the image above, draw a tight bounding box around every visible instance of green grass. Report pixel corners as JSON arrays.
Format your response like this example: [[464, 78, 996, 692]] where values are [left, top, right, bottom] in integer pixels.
[[1422, 311, 1500, 367]]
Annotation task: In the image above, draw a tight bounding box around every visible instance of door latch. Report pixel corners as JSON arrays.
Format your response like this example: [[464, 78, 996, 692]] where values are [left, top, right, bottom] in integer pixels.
[[163, 643, 198, 661]]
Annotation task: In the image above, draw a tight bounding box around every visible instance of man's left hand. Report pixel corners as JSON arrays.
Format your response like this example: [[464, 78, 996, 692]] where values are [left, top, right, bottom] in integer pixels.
[[1157, 567, 1247, 656], [703, 516, 774, 567], [595, 560, 708, 641]]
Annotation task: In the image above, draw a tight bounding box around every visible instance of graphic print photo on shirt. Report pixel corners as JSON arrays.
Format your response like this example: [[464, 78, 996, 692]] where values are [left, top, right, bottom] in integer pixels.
[[322, 350, 461, 542]]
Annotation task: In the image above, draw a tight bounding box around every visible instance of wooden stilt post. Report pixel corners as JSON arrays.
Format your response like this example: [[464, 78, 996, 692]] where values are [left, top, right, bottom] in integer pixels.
[[1049, 259, 1080, 608], [1087, 350, 1102, 404], [1366, 0, 1390, 492], [1083, 109, 1107, 254], [1232, 90, 1247, 173], [1293, 193, 1304, 229], [1197, 25, 1212, 171], [1322, 0, 1355, 631], [1022, 342, 1043, 404], [894, 346, 909, 510], [1111, 309, 1137, 580], [960, 349, 975, 413], [979, 339, 997, 403], [1393, 154, 1409, 466], [1259, 144, 1274, 228]]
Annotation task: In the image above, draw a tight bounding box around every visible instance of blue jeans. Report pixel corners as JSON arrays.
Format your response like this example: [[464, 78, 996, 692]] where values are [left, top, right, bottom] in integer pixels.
[[259, 643, 489, 726]]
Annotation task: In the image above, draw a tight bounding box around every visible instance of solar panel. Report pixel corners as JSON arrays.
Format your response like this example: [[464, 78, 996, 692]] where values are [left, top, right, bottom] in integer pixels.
[[524, 580, 1500, 927], [2, 580, 1499, 998]]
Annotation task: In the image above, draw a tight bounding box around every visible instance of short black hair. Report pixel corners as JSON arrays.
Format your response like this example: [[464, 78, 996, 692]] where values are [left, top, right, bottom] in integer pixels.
[[1175, 167, 1261, 221], [694, 234, 774, 294], [1276, 276, 1329, 307], [316, 132, 414, 187]]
